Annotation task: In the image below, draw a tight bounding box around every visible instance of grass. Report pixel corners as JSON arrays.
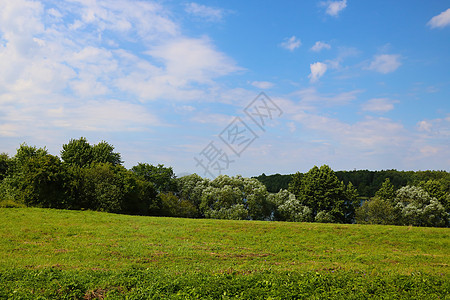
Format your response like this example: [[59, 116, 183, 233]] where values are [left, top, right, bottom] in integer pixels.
[[0, 208, 449, 299]]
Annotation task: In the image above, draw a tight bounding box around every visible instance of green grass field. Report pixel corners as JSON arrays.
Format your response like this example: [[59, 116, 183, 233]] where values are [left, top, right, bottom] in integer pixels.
[[1, 208, 449, 299]]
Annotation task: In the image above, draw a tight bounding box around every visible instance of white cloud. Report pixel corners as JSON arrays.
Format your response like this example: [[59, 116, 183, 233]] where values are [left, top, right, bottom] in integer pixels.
[[185, 3, 226, 22], [251, 81, 274, 89], [311, 41, 331, 52], [0, 0, 244, 155], [322, 0, 347, 17], [367, 54, 401, 74], [51, 100, 162, 131], [427, 8, 450, 29], [190, 113, 234, 127], [417, 120, 432, 132], [362, 98, 396, 113], [290, 88, 360, 110], [280, 36, 301, 51], [308, 62, 327, 82], [147, 37, 240, 84]]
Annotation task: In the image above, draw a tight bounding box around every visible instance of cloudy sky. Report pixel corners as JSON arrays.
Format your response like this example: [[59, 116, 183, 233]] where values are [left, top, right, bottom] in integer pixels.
[[0, 0, 449, 177]]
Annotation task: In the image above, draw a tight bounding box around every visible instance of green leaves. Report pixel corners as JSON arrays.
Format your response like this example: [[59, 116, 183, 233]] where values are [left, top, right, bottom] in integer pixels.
[[61, 137, 122, 167], [289, 165, 358, 223]]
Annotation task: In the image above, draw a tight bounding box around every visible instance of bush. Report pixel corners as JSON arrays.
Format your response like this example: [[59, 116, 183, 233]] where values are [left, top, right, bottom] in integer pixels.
[[355, 197, 396, 225], [205, 204, 248, 220]]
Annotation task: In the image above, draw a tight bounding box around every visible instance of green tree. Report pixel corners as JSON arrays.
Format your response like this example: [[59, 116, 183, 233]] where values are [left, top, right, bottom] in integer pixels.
[[61, 137, 93, 167], [288, 172, 303, 198], [344, 181, 360, 223], [418, 179, 449, 212], [289, 165, 350, 223], [61, 138, 122, 167], [7, 144, 65, 208], [159, 192, 198, 218], [268, 189, 312, 222], [79, 163, 124, 212], [0, 153, 10, 181], [394, 186, 448, 227], [92, 141, 122, 166], [355, 197, 396, 225], [131, 163, 177, 193], [117, 167, 159, 215], [65, 163, 159, 214], [176, 174, 210, 217], [200, 175, 270, 220], [375, 178, 396, 203]]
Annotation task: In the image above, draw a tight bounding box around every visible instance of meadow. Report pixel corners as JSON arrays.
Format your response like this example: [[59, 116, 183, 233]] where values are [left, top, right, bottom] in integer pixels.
[[0, 208, 449, 299]]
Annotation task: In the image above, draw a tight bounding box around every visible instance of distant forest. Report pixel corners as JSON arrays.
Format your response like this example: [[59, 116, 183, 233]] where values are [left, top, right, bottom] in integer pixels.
[[254, 170, 450, 198]]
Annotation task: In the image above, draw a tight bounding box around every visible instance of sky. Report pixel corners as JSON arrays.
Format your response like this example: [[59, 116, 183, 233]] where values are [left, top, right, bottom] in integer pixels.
[[0, 0, 449, 178]]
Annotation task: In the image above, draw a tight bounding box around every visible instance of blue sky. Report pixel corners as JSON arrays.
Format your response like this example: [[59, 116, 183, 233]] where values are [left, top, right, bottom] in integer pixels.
[[0, 0, 449, 177]]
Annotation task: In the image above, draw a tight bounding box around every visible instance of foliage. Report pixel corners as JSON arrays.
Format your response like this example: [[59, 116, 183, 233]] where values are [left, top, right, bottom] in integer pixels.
[[61, 137, 122, 167], [0, 153, 10, 181], [254, 173, 293, 193], [287, 172, 302, 197], [200, 175, 270, 220], [418, 179, 450, 212], [64, 163, 159, 215], [375, 178, 396, 203], [205, 203, 248, 220], [5, 144, 66, 208], [131, 163, 177, 193], [268, 189, 312, 222], [176, 174, 210, 216], [355, 197, 397, 225], [256, 169, 450, 199], [1, 139, 449, 227], [289, 165, 357, 223], [394, 186, 448, 227], [159, 192, 198, 218]]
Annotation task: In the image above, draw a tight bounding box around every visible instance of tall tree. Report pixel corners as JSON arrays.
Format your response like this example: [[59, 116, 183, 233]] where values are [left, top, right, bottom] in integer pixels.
[[8, 144, 65, 208], [61, 137, 93, 167], [131, 163, 177, 193], [375, 178, 396, 203], [289, 165, 356, 223], [61, 138, 122, 167]]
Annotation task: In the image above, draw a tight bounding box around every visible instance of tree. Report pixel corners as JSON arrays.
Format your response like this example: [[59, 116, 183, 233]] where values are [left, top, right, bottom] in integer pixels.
[[176, 174, 210, 217], [394, 186, 448, 227], [7, 144, 65, 208], [61, 137, 122, 167], [418, 179, 449, 212], [254, 173, 293, 193], [61, 137, 93, 167], [289, 165, 353, 223], [355, 197, 396, 225], [375, 178, 396, 203], [92, 141, 122, 166], [288, 172, 303, 198], [131, 163, 176, 193], [159, 192, 198, 218], [0, 153, 10, 181], [65, 162, 159, 215], [268, 189, 312, 222], [344, 181, 360, 223], [200, 175, 270, 220], [78, 163, 124, 212]]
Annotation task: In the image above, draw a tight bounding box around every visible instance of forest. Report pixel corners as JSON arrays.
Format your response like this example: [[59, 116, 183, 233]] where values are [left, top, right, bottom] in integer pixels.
[[1, 138, 449, 227]]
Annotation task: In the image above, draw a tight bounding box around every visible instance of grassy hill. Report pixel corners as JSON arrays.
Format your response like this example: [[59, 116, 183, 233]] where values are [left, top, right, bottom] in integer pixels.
[[1, 208, 449, 299]]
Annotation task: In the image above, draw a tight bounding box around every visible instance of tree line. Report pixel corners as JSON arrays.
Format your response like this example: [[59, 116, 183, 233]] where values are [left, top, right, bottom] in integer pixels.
[[254, 170, 450, 198], [0, 138, 448, 227]]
